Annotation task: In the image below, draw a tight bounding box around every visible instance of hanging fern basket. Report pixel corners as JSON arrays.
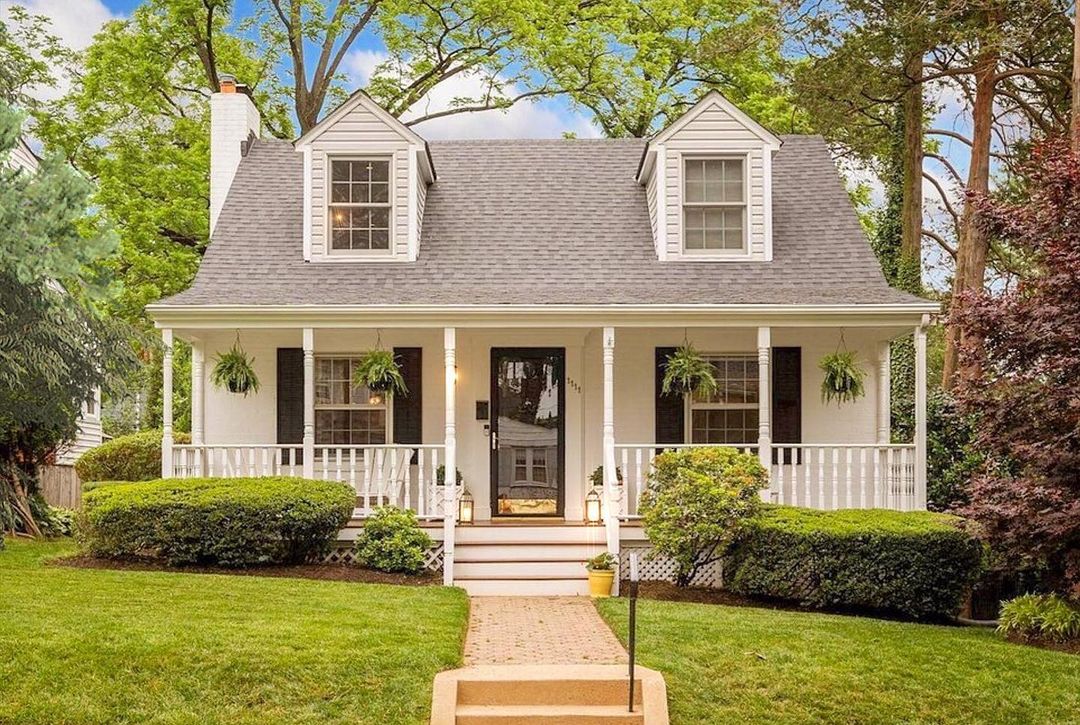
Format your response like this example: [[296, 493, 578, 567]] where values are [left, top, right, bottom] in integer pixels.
[[661, 343, 718, 398], [819, 350, 866, 405], [353, 348, 407, 398], [210, 337, 260, 396]]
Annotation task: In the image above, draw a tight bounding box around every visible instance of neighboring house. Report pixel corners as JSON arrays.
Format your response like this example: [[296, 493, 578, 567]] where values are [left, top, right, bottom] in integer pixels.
[[148, 75, 937, 594], [6, 136, 104, 467]]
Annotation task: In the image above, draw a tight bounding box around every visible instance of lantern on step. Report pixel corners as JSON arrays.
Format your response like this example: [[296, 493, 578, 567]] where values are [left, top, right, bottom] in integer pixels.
[[585, 487, 603, 525], [458, 488, 474, 524]]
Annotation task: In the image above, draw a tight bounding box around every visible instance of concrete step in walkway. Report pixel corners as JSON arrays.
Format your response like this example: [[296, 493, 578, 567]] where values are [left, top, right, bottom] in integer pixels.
[[431, 665, 666, 725]]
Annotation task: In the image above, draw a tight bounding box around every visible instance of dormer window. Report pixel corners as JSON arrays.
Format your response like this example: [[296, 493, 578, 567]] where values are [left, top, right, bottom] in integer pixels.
[[682, 157, 746, 253], [329, 158, 391, 252]]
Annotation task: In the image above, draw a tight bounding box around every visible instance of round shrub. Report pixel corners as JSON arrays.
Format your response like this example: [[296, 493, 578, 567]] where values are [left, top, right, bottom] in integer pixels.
[[355, 506, 434, 574], [728, 506, 985, 619], [75, 430, 191, 482], [78, 477, 354, 566], [640, 447, 768, 586]]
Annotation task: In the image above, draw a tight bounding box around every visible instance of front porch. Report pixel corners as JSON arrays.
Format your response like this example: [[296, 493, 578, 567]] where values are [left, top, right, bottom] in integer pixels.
[[157, 314, 929, 586]]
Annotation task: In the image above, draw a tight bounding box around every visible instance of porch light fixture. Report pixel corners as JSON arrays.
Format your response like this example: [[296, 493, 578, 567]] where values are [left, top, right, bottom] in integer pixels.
[[458, 489, 474, 524], [585, 487, 603, 525]]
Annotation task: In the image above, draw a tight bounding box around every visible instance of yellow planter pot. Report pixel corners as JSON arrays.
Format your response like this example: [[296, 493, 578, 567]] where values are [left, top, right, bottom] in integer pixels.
[[587, 569, 615, 598]]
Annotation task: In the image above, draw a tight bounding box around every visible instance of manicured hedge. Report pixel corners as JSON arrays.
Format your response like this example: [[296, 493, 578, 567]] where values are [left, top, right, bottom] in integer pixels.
[[79, 477, 354, 566], [75, 430, 191, 482], [727, 506, 984, 619]]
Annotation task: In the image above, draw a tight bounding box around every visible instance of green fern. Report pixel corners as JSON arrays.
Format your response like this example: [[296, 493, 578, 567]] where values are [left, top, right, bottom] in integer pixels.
[[819, 350, 866, 405], [353, 349, 407, 397], [210, 342, 260, 396], [661, 344, 718, 397]]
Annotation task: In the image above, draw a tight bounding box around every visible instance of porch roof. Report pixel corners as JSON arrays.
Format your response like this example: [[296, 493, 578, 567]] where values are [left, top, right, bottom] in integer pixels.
[[154, 136, 931, 312]]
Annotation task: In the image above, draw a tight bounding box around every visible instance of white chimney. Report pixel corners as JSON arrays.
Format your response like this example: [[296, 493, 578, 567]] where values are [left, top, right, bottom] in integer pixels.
[[210, 73, 261, 233]]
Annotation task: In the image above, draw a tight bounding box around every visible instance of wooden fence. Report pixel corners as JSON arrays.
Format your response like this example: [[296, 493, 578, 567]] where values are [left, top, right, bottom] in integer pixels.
[[39, 465, 82, 509]]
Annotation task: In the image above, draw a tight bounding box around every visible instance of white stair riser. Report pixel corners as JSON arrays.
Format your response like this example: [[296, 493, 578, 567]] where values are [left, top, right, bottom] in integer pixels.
[[458, 579, 591, 596], [457, 679, 643, 707], [455, 561, 589, 579], [455, 543, 604, 562], [456, 526, 609, 545]]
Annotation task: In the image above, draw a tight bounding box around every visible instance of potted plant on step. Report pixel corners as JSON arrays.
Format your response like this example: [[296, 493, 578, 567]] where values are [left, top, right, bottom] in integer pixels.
[[210, 335, 260, 396], [589, 465, 623, 488], [661, 343, 718, 398], [586, 552, 617, 598]]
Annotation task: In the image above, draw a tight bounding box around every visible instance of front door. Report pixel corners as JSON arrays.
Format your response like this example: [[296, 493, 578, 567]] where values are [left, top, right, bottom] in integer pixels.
[[490, 348, 565, 517]]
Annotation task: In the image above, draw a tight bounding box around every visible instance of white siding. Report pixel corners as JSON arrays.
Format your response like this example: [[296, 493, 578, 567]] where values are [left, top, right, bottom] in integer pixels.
[[416, 163, 428, 241], [56, 390, 103, 466], [307, 102, 414, 260], [9, 139, 38, 173], [645, 168, 659, 251], [662, 104, 769, 260]]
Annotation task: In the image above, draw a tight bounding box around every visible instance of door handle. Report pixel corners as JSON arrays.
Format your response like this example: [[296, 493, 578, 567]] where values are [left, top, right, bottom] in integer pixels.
[[490, 430, 498, 451]]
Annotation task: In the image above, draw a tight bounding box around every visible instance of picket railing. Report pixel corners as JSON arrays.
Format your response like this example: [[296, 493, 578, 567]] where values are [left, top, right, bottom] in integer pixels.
[[612, 442, 920, 517], [171, 444, 447, 519]]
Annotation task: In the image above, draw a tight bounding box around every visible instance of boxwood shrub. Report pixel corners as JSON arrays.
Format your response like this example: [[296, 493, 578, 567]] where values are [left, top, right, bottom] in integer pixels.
[[727, 506, 984, 619], [79, 477, 354, 566], [75, 430, 191, 482]]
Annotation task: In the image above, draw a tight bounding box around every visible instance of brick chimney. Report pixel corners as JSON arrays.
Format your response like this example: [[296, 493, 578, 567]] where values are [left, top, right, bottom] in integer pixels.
[[210, 73, 261, 232]]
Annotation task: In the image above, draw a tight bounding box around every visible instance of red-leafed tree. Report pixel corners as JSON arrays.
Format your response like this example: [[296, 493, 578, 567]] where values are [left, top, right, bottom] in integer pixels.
[[952, 136, 1080, 598]]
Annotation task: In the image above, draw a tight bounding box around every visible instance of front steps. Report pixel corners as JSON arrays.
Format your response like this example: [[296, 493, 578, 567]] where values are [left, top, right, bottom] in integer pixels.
[[452, 524, 609, 596], [431, 665, 668, 724]]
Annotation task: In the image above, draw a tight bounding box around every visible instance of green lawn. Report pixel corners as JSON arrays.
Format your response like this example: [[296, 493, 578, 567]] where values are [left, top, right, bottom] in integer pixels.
[[0, 538, 468, 725], [598, 597, 1080, 724]]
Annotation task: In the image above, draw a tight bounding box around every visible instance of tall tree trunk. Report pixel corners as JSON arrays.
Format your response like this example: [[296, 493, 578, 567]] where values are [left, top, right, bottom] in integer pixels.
[[900, 49, 924, 293], [1071, 0, 1080, 152], [943, 44, 997, 389]]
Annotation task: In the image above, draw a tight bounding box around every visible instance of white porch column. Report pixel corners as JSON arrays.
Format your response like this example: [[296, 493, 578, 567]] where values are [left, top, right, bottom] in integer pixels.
[[191, 340, 204, 446], [601, 327, 620, 558], [756, 327, 772, 500], [160, 328, 174, 479], [914, 321, 928, 510], [302, 328, 315, 479], [877, 342, 891, 444], [443, 328, 457, 586]]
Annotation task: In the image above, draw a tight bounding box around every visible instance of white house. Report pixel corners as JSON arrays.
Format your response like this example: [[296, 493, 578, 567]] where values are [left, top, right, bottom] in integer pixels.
[[148, 76, 937, 594]]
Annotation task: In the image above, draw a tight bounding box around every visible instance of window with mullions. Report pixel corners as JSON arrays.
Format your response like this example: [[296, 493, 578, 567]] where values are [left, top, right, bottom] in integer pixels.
[[314, 358, 388, 444], [682, 157, 746, 252], [688, 354, 759, 445], [329, 158, 391, 252]]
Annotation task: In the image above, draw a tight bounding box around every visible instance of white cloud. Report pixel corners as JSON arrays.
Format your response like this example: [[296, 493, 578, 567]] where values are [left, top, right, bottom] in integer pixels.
[[1, 0, 121, 100], [344, 48, 599, 140]]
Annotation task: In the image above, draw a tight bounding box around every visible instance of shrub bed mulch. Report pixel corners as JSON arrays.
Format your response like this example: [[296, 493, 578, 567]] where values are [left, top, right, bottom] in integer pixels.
[[50, 554, 439, 586], [1004, 633, 1080, 655]]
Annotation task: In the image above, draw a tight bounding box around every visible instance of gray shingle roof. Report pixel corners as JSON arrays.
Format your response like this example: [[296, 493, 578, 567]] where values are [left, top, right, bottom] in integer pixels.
[[159, 135, 924, 307]]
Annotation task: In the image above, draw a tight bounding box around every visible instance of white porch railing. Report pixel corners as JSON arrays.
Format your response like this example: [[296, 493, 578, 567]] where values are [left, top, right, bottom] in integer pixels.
[[612, 443, 920, 518], [171, 444, 447, 519]]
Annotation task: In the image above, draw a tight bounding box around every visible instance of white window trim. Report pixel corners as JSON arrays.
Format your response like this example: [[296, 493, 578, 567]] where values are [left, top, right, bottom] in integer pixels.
[[679, 153, 753, 259], [313, 355, 393, 444], [684, 352, 759, 445], [325, 156, 395, 257], [512, 446, 550, 484]]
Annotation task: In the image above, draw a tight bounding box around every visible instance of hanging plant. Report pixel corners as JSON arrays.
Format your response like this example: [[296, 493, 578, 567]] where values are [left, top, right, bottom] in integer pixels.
[[819, 347, 866, 405], [210, 335, 260, 396], [661, 343, 718, 397], [353, 348, 407, 397]]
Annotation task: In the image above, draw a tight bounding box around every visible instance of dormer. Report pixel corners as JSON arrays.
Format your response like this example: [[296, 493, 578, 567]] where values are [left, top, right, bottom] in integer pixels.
[[294, 91, 436, 263], [637, 91, 782, 262]]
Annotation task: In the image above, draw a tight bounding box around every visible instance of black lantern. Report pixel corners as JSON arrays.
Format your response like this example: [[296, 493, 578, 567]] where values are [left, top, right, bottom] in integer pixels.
[[585, 487, 603, 525], [458, 488, 474, 524]]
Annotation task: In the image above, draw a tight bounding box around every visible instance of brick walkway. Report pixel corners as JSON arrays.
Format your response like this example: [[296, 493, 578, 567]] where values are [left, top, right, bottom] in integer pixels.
[[463, 597, 628, 666]]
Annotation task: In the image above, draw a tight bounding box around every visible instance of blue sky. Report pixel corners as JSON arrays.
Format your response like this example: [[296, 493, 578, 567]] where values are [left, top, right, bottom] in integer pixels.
[[10, 0, 598, 140]]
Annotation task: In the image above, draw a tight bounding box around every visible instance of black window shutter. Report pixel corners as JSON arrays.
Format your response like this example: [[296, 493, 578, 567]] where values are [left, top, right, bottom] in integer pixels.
[[771, 347, 802, 464], [655, 347, 684, 447], [276, 348, 304, 465], [392, 347, 422, 462]]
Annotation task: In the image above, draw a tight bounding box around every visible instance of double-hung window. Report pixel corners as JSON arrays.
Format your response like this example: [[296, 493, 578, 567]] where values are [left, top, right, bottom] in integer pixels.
[[688, 354, 759, 445], [329, 158, 391, 252], [682, 157, 746, 253], [314, 357, 388, 444]]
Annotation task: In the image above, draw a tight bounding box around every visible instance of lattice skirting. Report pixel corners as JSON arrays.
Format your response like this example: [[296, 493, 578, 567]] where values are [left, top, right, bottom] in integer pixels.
[[619, 546, 724, 588], [323, 543, 445, 572]]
